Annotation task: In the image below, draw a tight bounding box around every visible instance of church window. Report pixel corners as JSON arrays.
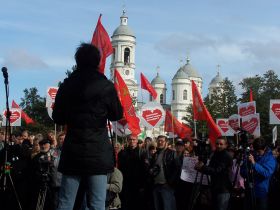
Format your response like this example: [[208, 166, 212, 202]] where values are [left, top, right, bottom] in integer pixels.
[[149, 95, 152, 102], [124, 48, 130, 65], [183, 90, 187, 100], [125, 70, 130, 75], [172, 90, 175, 100], [160, 94, 164, 104]]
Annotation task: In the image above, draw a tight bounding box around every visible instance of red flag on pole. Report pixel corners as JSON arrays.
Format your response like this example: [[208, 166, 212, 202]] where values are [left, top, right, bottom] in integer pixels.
[[91, 14, 113, 74], [249, 88, 253, 102], [114, 69, 141, 135], [11, 100, 35, 124], [140, 73, 157, 100], [164, 110, 192, 139], [191, 81, 221, 145]]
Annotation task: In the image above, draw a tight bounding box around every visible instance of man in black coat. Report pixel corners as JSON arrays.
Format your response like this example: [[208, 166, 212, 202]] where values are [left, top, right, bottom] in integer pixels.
[[53, 43, 123, 210], [195, 137, 233, 210], [118, 134, 146, 210]]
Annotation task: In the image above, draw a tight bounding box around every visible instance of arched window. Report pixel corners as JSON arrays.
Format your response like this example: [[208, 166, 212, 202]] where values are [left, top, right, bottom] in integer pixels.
[[172, 90, 175, 100], [124, 48, 130, 64], [183, 90, 187, 100], [160, 94, 164, 104]]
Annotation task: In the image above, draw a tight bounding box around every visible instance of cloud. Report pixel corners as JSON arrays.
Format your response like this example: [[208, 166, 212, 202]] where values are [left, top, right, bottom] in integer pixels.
[[154, 29, 280, 68], [3, 49, 48, 70]]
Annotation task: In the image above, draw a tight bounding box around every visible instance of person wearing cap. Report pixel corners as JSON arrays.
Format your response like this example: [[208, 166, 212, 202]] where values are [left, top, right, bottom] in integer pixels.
[[28, 138, 55, 210], [52, 43, 123, 210]]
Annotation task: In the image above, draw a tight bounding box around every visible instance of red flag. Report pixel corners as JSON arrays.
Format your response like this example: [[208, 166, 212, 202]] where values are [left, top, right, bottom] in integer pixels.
[[91, 14, 113, 74], [191, 81, 221, 145], [114, 69, 141, 135], [140, 73, 157, 100], [11, 100, 35, 124], [192, 82, 207, 121], [164, 110, 192, 139], [249, 88, 253, 102]]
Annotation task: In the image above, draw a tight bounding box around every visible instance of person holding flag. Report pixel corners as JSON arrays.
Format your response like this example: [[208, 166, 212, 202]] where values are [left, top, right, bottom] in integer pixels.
[[53, 43, 123, 210]]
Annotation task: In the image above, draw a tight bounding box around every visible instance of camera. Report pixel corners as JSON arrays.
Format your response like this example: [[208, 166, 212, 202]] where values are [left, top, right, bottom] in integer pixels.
[[193, 138, 211, 164], [238, 128, 250, 149], [37, 152, 53, 184], [149, 164, 160, 177]]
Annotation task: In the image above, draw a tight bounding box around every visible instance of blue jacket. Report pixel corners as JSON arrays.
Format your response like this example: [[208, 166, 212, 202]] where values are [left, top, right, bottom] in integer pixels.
[[241, 149, 277, 198]]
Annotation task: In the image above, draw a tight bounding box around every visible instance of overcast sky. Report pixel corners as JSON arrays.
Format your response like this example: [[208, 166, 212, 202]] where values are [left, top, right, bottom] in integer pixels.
[[1, 0, 280, 110]]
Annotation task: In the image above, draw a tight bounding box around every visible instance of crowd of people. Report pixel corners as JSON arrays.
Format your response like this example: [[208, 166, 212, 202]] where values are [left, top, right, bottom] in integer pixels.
[[0, 129, 279, 210], [0, 43, 279, 210]]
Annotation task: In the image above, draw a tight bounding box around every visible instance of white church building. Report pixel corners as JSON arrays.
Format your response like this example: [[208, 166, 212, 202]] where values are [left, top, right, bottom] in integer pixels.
[[110, 10, 221, 136]]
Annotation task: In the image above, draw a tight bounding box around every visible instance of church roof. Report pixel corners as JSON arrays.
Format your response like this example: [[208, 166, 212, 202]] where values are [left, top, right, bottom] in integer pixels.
[[112, 10, 135, 37], [113, 25, 135, 37], [172, 67, 188, 80], [209, 72, 223, 87], [151, 72, 165, 85], [181, 58, 201, 78]]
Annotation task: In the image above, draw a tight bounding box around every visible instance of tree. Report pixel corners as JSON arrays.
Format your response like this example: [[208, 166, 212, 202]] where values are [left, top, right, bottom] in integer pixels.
[[239, 70, 280, 141], [205, 77, 237, 119], [19, 87, 54, 134]]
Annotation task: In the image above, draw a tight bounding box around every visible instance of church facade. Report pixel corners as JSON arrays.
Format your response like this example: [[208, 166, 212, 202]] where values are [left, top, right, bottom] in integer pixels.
[[110, 10, 221, 135]]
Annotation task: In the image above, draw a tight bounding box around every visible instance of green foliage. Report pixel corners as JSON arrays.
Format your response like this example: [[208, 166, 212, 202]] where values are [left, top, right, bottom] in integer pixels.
[[204, 77, 237, 119], [239, 70, 280, 141], [18, 87, 54, 134]]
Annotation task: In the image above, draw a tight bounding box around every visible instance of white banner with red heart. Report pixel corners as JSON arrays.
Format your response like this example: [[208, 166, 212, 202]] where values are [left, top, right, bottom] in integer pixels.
[[2, 108, 21, 126], [139, 102, 165, 129], [216, 119, 234, 136], [270, 99, 280, 124], [46, 87, 58, 107], [238, 101, 256, 117], [228, 114, 240, 133], [46, 87, 58, 120], [241, 113, 260, 137]]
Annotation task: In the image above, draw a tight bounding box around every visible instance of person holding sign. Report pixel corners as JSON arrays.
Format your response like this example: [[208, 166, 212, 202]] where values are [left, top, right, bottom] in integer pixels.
[[52, 43, 123, 210]]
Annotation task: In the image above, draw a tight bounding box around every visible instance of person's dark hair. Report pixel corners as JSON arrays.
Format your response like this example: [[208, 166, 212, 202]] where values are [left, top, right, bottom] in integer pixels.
[[75, 43, 101, 70], [216, 136, 228, 144], [157, 135, 167, 141], [253, 137, 267, 150]]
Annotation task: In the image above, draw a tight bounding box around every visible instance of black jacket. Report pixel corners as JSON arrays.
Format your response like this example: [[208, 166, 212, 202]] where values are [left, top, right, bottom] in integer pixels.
[[52, 69, 123, 175], [152, 148, 177, 186], [201, 150, 233, 193]]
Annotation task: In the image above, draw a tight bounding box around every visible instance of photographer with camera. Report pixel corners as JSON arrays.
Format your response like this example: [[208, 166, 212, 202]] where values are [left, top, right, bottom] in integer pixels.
[[28, 139, 55, 210], [241, 137, 276, 210], [195, 137, 233, 210]]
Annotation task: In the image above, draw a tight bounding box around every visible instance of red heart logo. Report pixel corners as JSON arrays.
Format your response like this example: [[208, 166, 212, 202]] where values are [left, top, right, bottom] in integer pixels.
[[4, 110, 21, 124], [48, 88, 58, 100], [272, 104, 280, 120], [217, 120, 229, 133], [228, 119, 239, 131], [142, 109, 163, 127], [242, 118, 258, 134], [239, 105, 255, 117]]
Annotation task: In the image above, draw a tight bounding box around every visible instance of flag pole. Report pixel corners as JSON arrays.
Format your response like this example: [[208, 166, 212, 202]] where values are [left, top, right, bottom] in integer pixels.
[[115, 121, 118, 144], [171, 111, 175, 146], [194, 120, 197, 139]]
